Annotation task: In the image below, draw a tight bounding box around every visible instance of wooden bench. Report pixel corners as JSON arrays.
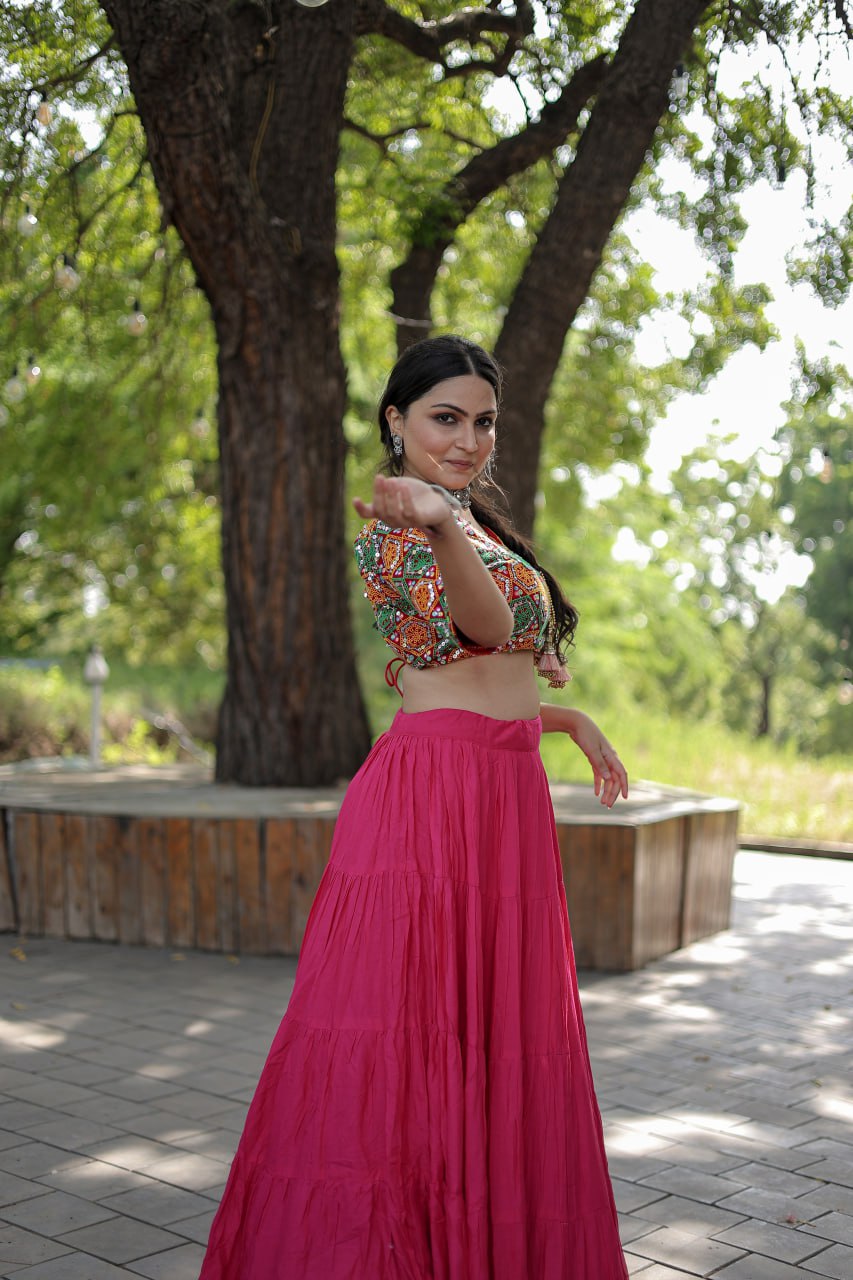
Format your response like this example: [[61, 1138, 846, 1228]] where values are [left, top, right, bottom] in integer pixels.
[[0, 761, 738, 971]]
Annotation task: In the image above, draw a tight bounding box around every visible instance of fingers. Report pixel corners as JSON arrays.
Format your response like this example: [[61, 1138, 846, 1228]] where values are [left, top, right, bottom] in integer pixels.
[[360, 475, 449, 531], [594, 745, 628, 808]]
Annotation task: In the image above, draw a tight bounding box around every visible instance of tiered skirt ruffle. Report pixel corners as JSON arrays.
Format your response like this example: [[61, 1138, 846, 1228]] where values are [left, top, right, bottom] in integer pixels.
[[199, 708, 627, 1278]]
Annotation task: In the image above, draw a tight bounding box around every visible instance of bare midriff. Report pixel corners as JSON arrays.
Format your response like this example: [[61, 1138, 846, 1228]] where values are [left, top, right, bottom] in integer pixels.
[[399, 649, 541, 720]]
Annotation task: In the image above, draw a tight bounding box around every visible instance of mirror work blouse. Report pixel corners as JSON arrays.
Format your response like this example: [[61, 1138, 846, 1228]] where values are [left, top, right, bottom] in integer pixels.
[[354, 515, 569, 686]]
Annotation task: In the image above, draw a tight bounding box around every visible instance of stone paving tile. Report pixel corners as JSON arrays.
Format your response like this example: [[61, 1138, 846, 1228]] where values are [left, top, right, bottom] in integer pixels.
[[612, 1178, 668, 1213], [639, 1141, 746, 1175], [113, 1114, 204, 1145], [148, 1089, 237, 1121], [57, 1216, 189, 1265], [0, 1144, 87, 1181], [182, 1068, 258, 1097], [4, 1081, 96, 1110], [799, 1211, 853, 1246], [714, 1216, 833, 1264], [78, 1136, 190, 1172], [619, 1213, 659, 1245], [627, 1225, 744, 1275], [58, 1096, 159, 1126], [1, 1190, 116, 1236], [17, 1118, 124, 1153], [170, 1128, 238, 1164], [712, 1254, 829, 1280], [125, 1241, 206, 1278], [627, 1193, 747, 1238], [623, 1250, 654, 1273], [98, 1183, 217, 1227], [89, 1077, 185, 1104], [0, 1221, 71, 1267], [722, 1160, 827, 1197], [802, 1242, 853, 1278], [2, 1253, 137, 1279], [166, 1209, 215, 1244], [797, 1137, 853, 1161], [0, 1132, 27, 1154], [716, 1138, 826, 1172], [40, 1063, 124, 1088], [606, 1126, 677, 1158], [131, 1153, 228, 1192], [624, 1261, 699, 1278], [798, 1158, 853, 1189], [0, 1173, 52, 1209], [715, 1184, 820, 1223], [637, 1167, 746, 1205], [36, 1160, 152, 1202], [0, 1073, 38, 1094], [194, 1103, 248, 1134], [0, 1106, 64, 1136]]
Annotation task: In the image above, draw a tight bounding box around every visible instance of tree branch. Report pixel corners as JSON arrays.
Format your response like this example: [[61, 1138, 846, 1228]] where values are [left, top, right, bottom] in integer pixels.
[[492, 0, 714, 534], [833, 0, 853, 40], [30, 37, 118, 96], [390, 53, 608, 348], [354, 0, 534, 71]]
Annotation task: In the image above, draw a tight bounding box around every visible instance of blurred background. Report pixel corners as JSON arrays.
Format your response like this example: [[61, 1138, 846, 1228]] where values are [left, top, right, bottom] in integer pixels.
[[1, 1, 850, 839]]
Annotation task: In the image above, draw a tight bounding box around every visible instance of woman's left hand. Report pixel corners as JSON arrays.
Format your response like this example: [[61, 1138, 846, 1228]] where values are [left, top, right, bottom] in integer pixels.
[[565, 711, 629, 808]]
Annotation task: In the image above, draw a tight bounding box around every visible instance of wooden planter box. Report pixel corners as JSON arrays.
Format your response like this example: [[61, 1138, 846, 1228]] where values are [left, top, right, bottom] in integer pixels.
[[0, 762, 738, 971]]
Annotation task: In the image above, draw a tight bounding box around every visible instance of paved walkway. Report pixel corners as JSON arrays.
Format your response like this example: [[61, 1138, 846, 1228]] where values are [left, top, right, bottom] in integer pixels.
[[0, 850, 851, 1279]]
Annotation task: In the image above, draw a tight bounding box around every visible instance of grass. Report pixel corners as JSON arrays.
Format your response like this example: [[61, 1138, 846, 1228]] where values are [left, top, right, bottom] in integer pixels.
[[538, 710, 852, 844], [1, 655, 850, 843]]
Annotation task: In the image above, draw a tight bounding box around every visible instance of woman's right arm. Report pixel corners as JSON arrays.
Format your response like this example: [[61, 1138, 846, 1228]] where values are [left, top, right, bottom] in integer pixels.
[[353, 475, 513, 649]]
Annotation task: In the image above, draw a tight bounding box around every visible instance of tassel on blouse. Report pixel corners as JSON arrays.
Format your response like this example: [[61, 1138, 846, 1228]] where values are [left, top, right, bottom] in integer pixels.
[[535, 648, 572, 689]]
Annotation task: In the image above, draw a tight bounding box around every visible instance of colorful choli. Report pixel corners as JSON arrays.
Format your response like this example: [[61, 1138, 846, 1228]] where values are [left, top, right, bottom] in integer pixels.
[[354, 515, 569, 686]]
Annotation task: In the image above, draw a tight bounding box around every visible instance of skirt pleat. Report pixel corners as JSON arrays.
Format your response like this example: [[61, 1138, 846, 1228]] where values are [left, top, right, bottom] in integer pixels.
[[199, 708, 628, 1278]]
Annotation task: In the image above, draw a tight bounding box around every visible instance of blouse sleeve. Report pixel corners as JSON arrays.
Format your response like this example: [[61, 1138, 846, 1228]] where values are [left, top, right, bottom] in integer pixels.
[[353, 519, 472, 667]]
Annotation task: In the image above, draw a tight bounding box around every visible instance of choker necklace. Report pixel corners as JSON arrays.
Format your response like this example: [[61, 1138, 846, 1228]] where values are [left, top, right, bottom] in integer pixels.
[[433, 481, 472, 509]]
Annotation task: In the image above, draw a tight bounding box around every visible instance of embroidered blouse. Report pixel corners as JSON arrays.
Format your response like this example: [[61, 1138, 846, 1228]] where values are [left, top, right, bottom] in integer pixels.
[[353, 514, 569, 686]]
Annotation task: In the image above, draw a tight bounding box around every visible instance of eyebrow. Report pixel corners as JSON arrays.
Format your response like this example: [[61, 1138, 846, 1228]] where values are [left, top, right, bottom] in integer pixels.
[[430, 402, 497, 416]]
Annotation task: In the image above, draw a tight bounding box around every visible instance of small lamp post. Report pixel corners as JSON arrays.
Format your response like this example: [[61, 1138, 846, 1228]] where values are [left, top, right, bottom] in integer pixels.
[[83, 644, 110, 766]]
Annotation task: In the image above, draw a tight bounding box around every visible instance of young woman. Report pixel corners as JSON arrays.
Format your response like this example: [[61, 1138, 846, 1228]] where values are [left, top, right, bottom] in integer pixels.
[[199, 336, 629, 1278]]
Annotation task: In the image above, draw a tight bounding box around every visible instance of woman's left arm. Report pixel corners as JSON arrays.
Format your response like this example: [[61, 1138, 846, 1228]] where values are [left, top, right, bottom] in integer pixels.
[[540, 703, 629, 809]]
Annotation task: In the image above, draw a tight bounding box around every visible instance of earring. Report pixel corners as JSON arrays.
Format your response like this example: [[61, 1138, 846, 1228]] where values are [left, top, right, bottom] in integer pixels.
[[481, 454, 495, 482], [391, 434, 403, 457]]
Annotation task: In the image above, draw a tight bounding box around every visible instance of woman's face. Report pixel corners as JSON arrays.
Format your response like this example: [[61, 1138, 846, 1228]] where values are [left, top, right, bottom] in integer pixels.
[[386, 374, 497, 492]]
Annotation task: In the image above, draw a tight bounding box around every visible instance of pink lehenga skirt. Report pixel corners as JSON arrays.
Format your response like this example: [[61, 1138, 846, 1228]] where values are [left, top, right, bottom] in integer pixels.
[[199, 708, 627, 1279]]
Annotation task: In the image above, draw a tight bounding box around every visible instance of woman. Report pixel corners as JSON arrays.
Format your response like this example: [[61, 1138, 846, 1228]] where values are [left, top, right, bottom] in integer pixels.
[[200, 335, 629, 1279]]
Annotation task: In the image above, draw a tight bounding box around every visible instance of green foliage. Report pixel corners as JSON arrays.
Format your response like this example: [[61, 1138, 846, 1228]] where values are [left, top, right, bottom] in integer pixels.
[[0, 82, 222, 665], [538, 707, 853, 843], [2, 0, 851, 794], [776, 374, 853, 651], [0, 657, 222, 764], [0, 663, 88, 759]]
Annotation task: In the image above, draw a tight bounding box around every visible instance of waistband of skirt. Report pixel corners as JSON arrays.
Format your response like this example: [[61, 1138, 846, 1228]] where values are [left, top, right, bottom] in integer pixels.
[[387, 707, 542, 752]]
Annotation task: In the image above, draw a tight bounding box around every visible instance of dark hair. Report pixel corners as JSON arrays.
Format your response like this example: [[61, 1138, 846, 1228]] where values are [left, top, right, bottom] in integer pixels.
[[377, 335, 578, 661]]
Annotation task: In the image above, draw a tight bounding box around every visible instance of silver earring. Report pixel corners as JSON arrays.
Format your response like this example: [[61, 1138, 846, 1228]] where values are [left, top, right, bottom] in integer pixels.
[[391, 434, 403, 457], [482, 454, 495, 482]]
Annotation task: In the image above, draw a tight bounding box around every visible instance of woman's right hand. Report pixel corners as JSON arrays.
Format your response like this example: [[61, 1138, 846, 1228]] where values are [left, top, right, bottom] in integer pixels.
[[353, 474, 453, 532]]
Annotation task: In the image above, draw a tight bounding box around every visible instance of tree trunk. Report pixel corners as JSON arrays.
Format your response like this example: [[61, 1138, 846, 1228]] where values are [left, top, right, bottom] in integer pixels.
[[495, 0, 711, 536], [100, 0, 372, 783]]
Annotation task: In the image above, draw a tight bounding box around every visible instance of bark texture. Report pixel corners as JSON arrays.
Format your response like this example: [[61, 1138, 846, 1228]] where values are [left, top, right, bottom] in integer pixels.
[[100, 0, 371, 784]]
